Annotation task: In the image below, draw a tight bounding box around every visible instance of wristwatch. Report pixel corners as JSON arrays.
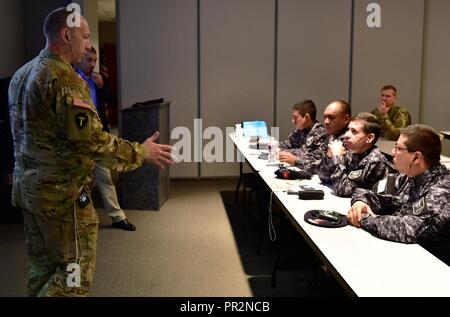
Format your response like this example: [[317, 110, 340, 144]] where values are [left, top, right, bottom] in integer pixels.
[[361, 212, 372, 225]]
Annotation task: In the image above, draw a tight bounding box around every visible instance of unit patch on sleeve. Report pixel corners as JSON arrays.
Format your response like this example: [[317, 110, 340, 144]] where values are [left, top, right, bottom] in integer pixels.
[[348, 169, 363, 180], [412, 197, 428, 216], [76, 113, 89, 130], [67, 107, 92, 141]]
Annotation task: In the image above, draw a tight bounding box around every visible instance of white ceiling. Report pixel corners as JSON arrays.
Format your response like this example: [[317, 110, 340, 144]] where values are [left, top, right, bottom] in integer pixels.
[[98, 0, 116, 22]]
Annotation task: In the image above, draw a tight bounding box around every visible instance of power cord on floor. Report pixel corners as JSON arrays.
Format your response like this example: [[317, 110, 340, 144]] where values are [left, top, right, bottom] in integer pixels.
[[268, 191, 277, 242]]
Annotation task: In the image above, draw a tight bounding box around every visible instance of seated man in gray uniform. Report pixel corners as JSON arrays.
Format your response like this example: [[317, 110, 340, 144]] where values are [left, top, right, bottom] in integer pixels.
[[317, 112, 389, 197], [292, 100, 351, 174], [278, 99, 327, 163], [347, 124, 450, 263]]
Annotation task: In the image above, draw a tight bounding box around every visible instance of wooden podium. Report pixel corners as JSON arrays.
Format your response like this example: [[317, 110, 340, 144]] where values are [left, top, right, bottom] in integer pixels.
[[119, 100, 170, 210]]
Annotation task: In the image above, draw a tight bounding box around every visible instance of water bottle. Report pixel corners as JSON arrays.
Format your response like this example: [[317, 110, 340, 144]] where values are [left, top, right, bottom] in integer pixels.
[[268, 138, 278, 163], [235, 123, 243, 137]]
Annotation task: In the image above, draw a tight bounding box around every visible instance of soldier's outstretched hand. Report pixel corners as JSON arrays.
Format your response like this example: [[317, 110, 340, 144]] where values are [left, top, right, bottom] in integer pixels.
[[142, 131, 174, 169]]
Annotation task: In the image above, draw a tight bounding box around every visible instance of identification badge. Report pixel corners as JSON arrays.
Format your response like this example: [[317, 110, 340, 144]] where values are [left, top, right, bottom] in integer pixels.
[[78, 189, 90, 209]]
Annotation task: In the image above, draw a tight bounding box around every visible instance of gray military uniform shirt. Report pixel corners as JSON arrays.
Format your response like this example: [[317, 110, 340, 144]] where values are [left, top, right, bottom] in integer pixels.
[[318, 146, 388, 197], [296, 128, 347, 174], [352, 164, 450, 244], [279, 122, 327, 158]]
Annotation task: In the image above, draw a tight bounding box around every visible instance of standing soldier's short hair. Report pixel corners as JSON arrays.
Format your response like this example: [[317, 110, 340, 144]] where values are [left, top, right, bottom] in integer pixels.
[[43, 7, 72, 40], [292, 100, 316, 121], [400, 124, 441, 167]]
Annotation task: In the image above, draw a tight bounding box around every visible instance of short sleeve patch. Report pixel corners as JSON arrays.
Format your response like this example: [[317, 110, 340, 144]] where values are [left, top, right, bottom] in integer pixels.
[[75, 113, 89, 129], [67, 107, 92, 141], [348, 169, 363, 180], [412, 197, 428, 216]]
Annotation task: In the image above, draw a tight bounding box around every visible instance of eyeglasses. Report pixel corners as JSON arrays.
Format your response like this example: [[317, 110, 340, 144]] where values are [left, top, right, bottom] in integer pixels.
[[393, 145, 412, 153]]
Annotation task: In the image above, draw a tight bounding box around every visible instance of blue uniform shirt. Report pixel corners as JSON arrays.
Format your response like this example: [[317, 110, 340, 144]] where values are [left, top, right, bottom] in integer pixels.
[[76, 67, 98, 111]]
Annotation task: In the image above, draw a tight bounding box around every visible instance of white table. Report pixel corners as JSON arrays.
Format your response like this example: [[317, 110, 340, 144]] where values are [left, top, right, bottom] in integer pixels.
[[229, 132, 281, 204], [228, 132, 280, 172], [259, 170, 450, 297], [230, 132, 450, 296]]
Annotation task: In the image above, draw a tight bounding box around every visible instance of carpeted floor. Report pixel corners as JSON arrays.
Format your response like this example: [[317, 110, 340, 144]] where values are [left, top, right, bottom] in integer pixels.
[[0, 180, 345, 297]]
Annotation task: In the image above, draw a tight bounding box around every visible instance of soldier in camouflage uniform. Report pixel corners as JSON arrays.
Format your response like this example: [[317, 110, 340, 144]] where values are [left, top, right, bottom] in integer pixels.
[[318, 112, 389, 197], [371, 85, 411, 141], [348, 124, 450, 262], [293, 100, 351, 174], [8, 8, 174, 296], [279, 99, 327, 164]]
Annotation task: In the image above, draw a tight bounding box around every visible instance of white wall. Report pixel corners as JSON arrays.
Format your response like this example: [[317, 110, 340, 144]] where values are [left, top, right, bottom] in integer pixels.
[[118, 0, 450, 178], [0, 0, 24, 78], [277, 0, 352, 140], [200, 0, 275, 177], [118, 0, 198, 177], [351, 0, 424, 122], [421, 0, 450, 129], [78, 0, 100, 72], [421, 0, 450, 156]]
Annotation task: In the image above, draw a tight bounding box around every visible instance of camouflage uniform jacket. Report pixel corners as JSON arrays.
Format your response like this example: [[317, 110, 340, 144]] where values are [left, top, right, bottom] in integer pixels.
[[371, 104, 411, 141], [318, 146, 388, 197], [9, 50, 146, 222], [352, 164, 450, 244], [296, 128, 347, 174], [279, 121, 327, 158]]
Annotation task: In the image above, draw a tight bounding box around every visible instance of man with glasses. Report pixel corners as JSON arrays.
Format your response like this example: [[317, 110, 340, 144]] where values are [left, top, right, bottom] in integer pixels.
[[278, 99, 327, 164], [317, 112, 389, 197], [347, 124, 450, 263]]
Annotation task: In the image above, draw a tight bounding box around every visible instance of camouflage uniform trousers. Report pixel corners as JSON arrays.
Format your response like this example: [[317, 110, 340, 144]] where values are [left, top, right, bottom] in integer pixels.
[[22, 195, 98, 297]]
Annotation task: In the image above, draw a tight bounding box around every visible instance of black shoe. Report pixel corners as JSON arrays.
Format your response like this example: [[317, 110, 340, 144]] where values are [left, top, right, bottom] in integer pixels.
[[112, 219, 136, 231]]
